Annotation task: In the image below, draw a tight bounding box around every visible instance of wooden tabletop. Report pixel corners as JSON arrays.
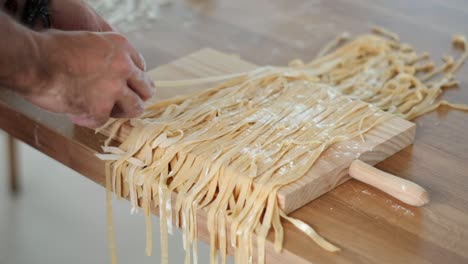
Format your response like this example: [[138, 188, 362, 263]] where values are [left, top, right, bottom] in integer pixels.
[[1, 0, 468, 263]]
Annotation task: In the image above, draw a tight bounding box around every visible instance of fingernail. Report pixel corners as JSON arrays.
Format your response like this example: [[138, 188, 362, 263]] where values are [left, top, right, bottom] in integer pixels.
[[139, 53, 147, 71], [146, 75, 156, 98]]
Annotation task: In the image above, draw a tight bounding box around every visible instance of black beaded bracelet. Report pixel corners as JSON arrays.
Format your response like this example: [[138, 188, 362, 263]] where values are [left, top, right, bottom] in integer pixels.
[[3, 0, 51, 28], [4, 0, 19, 15], [21, 0, 51, 29]]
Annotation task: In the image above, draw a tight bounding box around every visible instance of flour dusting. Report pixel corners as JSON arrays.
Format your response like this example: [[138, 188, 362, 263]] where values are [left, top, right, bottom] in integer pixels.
[[386, 199, 415, 216]]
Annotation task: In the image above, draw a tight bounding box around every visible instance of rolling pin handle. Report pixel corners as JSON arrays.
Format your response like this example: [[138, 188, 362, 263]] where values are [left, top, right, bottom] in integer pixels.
[[349, 160, 429, 207]]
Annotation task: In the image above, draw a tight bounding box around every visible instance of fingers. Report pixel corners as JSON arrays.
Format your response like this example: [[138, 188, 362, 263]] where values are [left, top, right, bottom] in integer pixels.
[[77, 100, 114, 128], [121, 37, 146, 71], [70, 84, 146, 128], [63, 32, 156, 128], [87, 84, 144, 126], [128, 68, 156, 101], [99, 19, 115, 32], [108, 33, 155, 100], [133, 52, 147, 72], [111, 88, 145, 118], [105, 32, 145, 70]]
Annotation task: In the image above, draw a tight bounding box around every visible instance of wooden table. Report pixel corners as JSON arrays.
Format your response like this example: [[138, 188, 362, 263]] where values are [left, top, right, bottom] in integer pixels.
[[1, 1, 468, 263]]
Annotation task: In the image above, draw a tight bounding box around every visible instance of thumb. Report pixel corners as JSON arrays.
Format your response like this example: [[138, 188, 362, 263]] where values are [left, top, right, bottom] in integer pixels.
[[69, 114, 105, 128]]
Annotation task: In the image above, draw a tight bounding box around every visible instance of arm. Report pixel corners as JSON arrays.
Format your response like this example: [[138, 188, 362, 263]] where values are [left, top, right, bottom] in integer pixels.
[[0, 11, 155, 128], [0, 11, 43, 94]]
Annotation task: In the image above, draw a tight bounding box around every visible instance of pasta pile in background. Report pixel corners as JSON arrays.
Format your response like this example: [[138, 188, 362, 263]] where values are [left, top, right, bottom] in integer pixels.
[[97, 29, 468, 264]]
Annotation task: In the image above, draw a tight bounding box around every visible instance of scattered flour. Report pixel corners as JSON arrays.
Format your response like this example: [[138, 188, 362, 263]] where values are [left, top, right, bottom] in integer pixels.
[[386, 199, 415, 216]]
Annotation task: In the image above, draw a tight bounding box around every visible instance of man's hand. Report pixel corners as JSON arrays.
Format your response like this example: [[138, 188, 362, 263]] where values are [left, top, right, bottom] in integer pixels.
[[25, 30, 155, 128], [1, 6, 154, 128], [49, 0, 114, 32]]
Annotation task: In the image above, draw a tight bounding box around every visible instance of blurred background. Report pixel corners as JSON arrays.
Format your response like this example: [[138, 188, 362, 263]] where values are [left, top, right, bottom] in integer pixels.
[[0, 2, 225, 263], [0, 130, 225, 263]]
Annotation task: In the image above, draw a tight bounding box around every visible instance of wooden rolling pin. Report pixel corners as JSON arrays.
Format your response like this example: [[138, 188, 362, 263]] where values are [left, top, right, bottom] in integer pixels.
[[349, 160, 429, 207]]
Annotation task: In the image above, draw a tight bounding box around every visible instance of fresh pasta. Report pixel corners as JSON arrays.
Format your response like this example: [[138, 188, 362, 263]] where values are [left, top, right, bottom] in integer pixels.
[[97, 30, 468, 264]]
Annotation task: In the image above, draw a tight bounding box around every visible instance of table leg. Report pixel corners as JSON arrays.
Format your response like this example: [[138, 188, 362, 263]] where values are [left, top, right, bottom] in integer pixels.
[[7, 135, 19, 193]]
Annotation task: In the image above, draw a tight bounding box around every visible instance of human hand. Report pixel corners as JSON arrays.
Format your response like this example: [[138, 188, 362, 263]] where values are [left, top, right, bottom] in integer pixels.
[[26, 30, 155, 128]]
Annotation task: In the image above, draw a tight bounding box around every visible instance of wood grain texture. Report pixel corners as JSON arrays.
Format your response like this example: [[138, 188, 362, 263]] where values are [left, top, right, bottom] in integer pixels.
[[101, 48, 417, 214], [7, 135, 19, 193], [1, 1, 468, 263]]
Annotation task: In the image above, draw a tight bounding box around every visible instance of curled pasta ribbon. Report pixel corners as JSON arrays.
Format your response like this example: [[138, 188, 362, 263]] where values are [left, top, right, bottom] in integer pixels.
[[280, 211, 340, 252]]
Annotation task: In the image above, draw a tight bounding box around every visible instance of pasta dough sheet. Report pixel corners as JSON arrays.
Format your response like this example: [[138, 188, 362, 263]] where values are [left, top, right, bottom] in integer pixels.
[[97, 30, 468, 264]]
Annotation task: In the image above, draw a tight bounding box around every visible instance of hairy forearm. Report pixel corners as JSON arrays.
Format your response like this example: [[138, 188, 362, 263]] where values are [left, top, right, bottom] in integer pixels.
[[0, 2, 152, 129], [0, 11, 45, 95]]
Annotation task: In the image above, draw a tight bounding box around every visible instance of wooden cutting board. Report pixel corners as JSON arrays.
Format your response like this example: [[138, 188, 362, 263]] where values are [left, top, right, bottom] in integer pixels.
[[102, 48, 416, 214]]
